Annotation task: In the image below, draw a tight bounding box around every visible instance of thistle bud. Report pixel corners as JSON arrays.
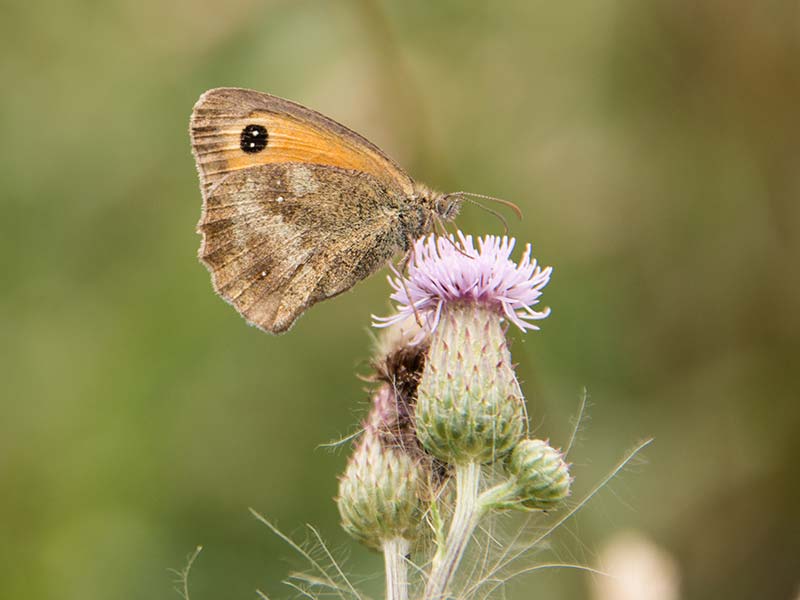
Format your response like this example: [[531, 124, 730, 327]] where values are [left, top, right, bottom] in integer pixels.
[[337, 426, 424, 549], [500, 438, 571, 510], [337, 356, 431, 551], [415, 304, 525, 464]]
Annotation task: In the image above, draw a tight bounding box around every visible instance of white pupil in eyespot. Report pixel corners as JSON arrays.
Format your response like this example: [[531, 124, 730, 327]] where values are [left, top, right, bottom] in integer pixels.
[[241, 124, 268, 153]]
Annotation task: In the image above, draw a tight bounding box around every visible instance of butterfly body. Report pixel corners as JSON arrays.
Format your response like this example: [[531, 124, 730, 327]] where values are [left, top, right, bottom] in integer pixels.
[[190, 88, 458, 333]]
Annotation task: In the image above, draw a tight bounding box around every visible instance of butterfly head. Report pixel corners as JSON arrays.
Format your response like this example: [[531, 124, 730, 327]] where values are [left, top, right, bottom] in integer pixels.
[[412, 182, 461, 222]]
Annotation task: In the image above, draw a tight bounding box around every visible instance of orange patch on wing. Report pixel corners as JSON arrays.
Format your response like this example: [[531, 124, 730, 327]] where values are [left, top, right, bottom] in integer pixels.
[[196, 112, 412, 194]]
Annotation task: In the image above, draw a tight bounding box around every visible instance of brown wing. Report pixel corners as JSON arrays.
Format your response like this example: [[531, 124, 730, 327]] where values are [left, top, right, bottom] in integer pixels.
[[190, 87, 415, 198], [198, 162, 412, 333]]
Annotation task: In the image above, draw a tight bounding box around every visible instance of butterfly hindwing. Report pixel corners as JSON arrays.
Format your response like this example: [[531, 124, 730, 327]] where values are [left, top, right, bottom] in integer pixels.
[[197, 162, 411, 333]]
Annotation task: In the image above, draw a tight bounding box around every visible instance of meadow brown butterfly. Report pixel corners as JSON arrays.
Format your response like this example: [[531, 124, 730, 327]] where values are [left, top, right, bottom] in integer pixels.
[[190, 87, 461, 333]]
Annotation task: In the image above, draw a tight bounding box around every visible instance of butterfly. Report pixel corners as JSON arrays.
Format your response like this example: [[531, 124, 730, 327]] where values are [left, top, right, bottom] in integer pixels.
[[190, 87, 462, 334]]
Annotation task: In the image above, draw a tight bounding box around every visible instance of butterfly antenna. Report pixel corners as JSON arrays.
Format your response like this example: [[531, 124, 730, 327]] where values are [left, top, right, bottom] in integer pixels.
[[451, 191, 524, 220], [454, 196, 511, 235]]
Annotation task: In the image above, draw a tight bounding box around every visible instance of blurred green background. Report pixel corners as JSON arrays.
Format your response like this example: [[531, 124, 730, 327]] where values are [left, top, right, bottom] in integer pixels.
[[2, 1, 798, 598]]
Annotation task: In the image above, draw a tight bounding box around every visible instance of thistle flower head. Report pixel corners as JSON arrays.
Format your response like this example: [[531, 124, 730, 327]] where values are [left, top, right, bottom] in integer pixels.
[[373, 232, 552, 337]]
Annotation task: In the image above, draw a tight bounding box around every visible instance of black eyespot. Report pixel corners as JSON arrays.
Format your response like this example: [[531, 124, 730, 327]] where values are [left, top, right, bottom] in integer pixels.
[[240, 124, 268, 153]]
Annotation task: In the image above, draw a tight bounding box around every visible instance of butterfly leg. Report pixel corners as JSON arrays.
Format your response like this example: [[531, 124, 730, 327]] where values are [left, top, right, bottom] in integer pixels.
[[433, 214, 473, 259], [398, 237, 427, 329]]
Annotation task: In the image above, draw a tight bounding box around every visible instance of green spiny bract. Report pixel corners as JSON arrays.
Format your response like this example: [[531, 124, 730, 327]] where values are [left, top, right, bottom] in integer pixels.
[[415, 304, 526, 465]]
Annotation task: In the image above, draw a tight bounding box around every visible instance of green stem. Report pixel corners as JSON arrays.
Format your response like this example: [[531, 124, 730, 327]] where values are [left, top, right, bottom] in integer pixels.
[[383, 538, 410, 600], [477, 478, 518, 509], [424, 462, 484, 600]]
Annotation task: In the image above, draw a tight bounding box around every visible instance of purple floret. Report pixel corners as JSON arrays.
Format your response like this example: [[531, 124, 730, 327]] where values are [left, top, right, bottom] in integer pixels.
[[373, 232, 552, 336]]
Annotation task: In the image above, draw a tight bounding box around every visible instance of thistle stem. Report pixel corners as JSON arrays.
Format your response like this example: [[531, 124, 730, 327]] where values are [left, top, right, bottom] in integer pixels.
[[383, 538, 410, 600], [424, 462, 484, 600]]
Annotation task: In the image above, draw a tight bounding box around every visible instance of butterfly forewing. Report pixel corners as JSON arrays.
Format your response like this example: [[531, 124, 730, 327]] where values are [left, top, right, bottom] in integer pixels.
[[190, 87, 414, 197]]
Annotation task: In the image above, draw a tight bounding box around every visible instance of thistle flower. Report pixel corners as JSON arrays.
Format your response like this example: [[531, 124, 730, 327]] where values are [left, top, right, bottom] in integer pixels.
[[375, 232, 552, 465], [373, 232, 552, 337]]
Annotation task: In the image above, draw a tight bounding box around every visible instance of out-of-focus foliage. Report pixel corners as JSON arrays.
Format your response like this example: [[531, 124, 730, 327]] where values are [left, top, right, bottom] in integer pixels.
[[1, 1, 797, 599]]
